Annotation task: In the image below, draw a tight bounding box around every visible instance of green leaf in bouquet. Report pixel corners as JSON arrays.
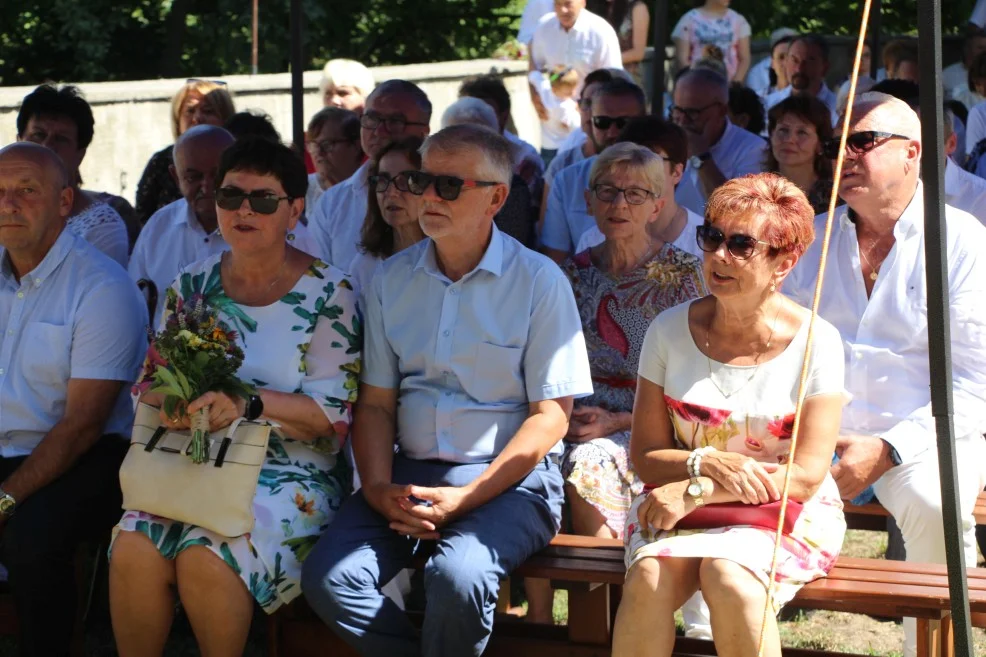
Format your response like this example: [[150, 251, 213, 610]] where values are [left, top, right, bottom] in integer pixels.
[[153, 367, 188, 400], [174, 368, 194, 399], [162, 396, 182, 419]]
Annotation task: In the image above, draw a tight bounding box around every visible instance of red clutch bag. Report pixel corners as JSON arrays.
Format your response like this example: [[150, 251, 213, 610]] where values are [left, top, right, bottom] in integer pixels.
[[674, 501, 804, 535]]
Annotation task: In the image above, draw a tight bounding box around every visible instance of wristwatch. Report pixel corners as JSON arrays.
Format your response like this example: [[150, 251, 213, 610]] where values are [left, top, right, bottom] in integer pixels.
[[0, 489, 17, 517], [688, 152, 712, 170], [244, 394, 264, 422], [685, 447, 714, 507]]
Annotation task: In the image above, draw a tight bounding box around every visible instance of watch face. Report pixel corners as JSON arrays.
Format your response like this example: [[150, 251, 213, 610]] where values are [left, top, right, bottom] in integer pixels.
[[687, 482, 703, 498], [0, 498, 14, 513]]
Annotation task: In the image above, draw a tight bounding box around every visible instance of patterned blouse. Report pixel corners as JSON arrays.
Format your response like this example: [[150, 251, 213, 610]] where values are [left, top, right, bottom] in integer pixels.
[[136, 145, 182, 227]]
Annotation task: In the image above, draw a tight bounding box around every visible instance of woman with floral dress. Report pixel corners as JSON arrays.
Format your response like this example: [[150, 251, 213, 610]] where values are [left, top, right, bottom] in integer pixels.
[[109, 137, 360, 657], [613, 173, 847, 657]]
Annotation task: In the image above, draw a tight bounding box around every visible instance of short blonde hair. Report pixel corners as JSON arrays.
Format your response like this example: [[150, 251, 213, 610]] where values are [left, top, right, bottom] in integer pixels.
[[170, 80, 235, 140], [589, 143, 666, 199], [320, 59, 375, 97]]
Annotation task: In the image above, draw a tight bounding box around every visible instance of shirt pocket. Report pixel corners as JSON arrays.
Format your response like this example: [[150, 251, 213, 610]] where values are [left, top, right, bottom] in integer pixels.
[[24, 321, 72, 387], [466, 342, 526, 404]]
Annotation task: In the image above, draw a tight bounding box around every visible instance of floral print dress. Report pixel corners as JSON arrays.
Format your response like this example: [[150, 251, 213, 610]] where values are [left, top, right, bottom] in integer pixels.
[[626, 301, 847, 608], [114, 254, 361, 614], [560, 245, 706, 536]]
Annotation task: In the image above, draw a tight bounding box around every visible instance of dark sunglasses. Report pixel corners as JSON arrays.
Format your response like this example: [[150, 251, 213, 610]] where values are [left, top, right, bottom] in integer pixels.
[[696, 224, 770, 260], [821, 131, 911, 159], [591, 115, 632, 131], [215, 187, 291, 214], [368, 171, 414, 194], [406, 172, 499, 201]]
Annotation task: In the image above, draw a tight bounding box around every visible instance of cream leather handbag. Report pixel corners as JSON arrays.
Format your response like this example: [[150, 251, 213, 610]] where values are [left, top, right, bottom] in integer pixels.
[[120, 402, 272, 537]]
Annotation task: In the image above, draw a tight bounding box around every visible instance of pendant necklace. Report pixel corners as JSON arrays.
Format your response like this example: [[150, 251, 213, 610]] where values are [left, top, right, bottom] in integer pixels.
[[858, 242, 880, 282], [705, 306, 780, 399]]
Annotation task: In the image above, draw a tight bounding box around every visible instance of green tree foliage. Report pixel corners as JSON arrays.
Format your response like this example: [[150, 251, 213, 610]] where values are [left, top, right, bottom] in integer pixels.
[[0, 0, 979, 85]]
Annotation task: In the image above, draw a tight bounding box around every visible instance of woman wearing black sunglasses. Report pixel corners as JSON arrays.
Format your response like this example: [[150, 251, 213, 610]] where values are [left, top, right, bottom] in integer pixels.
[[111, 136, 361, 655], [614, 173, 847, 657]]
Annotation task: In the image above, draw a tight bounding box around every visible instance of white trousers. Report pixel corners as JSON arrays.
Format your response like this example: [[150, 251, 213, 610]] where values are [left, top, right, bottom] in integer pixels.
[[872, 435, 986, 657]]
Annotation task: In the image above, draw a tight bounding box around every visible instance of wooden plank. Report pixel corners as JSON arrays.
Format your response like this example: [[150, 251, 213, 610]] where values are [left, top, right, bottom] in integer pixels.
[[566, 584, 612, 645]]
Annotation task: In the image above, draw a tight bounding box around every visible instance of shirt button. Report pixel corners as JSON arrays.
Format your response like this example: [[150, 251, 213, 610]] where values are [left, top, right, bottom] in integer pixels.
[[0, 369, 5, 375], [6, 329, 12, 336], [449, 289, 457, 296], [445, 391, 452, 397], [34, 279, 41, 287], [16, 292, 23, 299], [443, 330, 450, 337]]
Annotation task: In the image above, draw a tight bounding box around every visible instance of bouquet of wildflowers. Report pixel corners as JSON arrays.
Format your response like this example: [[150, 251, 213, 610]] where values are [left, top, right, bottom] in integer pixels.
[[146, 290, 254, 464]]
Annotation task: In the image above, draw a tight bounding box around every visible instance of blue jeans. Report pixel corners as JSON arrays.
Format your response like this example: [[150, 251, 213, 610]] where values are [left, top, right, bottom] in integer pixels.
[[301, 454, 563, 657]]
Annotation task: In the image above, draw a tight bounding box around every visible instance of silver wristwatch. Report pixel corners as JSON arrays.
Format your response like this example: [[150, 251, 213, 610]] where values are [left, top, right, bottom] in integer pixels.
[[0, 489, 17, 517]]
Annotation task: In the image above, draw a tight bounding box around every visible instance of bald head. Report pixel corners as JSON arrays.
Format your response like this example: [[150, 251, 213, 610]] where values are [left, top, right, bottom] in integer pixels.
[[173, 125, 235, 169], [171, 125, 234, 227], [675, 69, 730, 105], [849, 92, 922, 142], [0, 142, 69, 189]]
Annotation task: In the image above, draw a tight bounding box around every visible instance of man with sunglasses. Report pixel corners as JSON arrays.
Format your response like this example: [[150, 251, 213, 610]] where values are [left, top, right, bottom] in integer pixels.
[[308, 80, 431, 272], [541, 78, 646, 262], [302, 124, 593, 657], [670, 68, 767, 217], [786, 93, 986, 657]]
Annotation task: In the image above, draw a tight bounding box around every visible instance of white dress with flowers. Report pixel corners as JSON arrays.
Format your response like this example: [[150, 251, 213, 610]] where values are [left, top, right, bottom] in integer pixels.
[[113, 255, 361, 614], [625, 301, 847, 609]]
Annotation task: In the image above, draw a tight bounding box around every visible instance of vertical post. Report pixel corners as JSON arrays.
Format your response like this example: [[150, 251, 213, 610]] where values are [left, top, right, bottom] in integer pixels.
[[870, 0, 882, 79], [917, 0, 974, 653], [650, 0, 669, 114], [251, 0, 259, 75], [290, 0, 304, 153]]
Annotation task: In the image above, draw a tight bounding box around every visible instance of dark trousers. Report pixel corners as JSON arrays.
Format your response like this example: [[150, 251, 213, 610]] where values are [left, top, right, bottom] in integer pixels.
[[0, 437, 128, 657]]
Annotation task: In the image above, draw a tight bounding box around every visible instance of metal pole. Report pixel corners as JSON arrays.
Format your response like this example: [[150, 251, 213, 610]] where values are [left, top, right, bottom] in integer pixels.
[[251, 0, 259, 76], [650, 0, 668, 115], [290, 0, 304, 153], [870, 0, 881, 79], [916, 0, 974, 652]]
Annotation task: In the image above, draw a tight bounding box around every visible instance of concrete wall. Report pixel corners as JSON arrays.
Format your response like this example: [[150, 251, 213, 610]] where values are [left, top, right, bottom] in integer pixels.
[[0, 34, 963, 205]]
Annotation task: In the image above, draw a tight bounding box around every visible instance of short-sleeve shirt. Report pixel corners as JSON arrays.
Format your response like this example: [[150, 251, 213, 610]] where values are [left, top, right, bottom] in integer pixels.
[[362, 225, 594, 463], [671, 8, 751, 80], [530, 9, 624, 93], [0, 229, 147, 456]]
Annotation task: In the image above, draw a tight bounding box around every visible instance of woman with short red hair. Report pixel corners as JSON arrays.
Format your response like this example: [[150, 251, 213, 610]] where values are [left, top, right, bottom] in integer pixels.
[[612, 173, 847, 657]]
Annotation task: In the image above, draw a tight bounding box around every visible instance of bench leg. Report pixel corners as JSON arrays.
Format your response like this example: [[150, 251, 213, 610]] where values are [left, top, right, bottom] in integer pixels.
[[916, 614, 954, 657], [566, 584, 611, 645]]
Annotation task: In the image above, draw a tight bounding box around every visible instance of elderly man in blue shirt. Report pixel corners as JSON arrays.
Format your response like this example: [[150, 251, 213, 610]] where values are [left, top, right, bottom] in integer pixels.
[[302, 124, 593, 657], [0, 142, 146, 656]]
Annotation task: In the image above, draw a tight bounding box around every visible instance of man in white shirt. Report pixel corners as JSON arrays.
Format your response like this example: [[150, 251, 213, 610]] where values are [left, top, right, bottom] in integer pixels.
[[541, 79, 646, 262], [785, 93, 986, 657], [943, 106, 986, 225], [765, 36, 838, 124], [529, 0, 622, 160], [670, 68, 767, 216], [308, 80, 432, 272], [128, 125, 234, 324], [517, 0, 555, 45]]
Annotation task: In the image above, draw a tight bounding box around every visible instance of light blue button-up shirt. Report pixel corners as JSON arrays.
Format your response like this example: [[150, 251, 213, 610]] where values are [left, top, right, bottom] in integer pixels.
[[362, 226, 593, 464], [0, 229, 148, 457], [541, 156, 596, 253]]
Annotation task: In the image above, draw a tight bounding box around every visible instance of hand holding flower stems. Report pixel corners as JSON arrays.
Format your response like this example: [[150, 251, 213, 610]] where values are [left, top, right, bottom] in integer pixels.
[[146, 290, 254, 464]]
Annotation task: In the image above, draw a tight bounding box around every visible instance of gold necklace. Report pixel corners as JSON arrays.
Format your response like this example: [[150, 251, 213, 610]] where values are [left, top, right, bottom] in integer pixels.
[[705, 306, 780, 399], [222, 253, 289, 304], [857, 241, 881, 282]]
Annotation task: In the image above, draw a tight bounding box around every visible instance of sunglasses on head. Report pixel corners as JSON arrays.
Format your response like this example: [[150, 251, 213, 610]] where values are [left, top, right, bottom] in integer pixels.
[[591, 115, 632, 131], [821, 131, 911, 160], [368, 171, 414, 194], [215, 187, 291, 214], [186, 78, 227, 87], [696, 224, 770, 260], [405, 172, 499, 201]]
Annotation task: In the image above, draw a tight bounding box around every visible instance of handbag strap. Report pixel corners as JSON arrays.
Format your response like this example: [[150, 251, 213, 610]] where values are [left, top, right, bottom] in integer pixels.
[[214, 417, 249, 468]]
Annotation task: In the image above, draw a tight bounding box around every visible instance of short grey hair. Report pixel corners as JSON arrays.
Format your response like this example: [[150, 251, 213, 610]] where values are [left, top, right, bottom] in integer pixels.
[[421, 124, 513, 186], [675, 68, 729, 104], [440, 97, 499, 131], [852, 91, 922, 142], [589, 142, 666, 199], [943, 105, 955, 141]]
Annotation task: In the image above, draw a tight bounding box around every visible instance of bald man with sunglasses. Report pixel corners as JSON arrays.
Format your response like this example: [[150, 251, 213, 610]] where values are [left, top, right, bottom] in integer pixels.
[[302, 124, 592, 657], [785, 92, 986, 657]]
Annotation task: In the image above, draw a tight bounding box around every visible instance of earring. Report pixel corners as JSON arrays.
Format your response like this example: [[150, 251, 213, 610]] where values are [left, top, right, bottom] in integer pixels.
[[770, 283, 777, 292]]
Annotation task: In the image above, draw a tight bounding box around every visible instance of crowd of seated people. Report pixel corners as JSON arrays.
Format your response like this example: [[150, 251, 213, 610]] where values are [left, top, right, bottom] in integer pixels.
[[4, 3, 986, 656]]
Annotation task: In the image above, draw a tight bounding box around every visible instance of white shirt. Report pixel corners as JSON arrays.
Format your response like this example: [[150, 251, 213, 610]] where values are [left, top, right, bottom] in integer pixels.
[[528, 70, 581, 149], [746, 57, 773, 97], [944, 157, 986, 226], [575, 207, 706, 259], [675, 120, 767, 216], [943, 62, 970, 97], [785, 185, 986, 463], [309, 160, 371, 272], [517, 0, 554, 44], [530, 9, 623, 92], [765, 85, 839, 125], [559, 126, 587, 153], [972, 0, 986, 28], [965, 100, 986, 155], [67, 202, 129, 269], [129, 199, 320, 325], [305, 173, 326, 219]]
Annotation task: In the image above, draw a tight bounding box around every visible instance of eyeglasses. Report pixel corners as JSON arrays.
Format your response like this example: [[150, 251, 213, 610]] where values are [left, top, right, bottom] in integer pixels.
[[669, 103, 721, 122], [308, 138, 357, 155], [186, 78, 227, 86], [696, 224, 771, 260], [360, 112, 429, 133], [591, 184, 655, 205], [368, 171, 414, 194], [215, 187, 291, 214], [406, 172, 500, 201], [591, 115, 632, 131], [821, 131, 912, 159]]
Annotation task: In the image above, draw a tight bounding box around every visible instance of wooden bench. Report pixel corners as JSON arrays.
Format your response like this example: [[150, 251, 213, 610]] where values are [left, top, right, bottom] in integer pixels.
[[269, 533, 986, 657], [844, 490, 986, 532]]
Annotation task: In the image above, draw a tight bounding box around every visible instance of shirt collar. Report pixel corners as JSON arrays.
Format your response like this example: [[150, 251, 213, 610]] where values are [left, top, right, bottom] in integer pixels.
[[843, 182, 922, 239], [414, 224, 506, 280], [0, 227, 75, 288], [710, 120, 737, 154], [352, 160, 372, 192]]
